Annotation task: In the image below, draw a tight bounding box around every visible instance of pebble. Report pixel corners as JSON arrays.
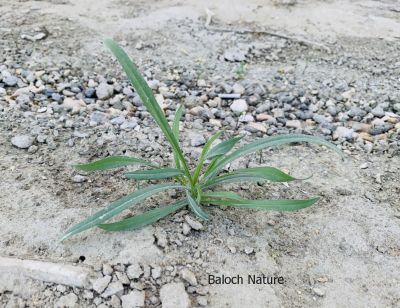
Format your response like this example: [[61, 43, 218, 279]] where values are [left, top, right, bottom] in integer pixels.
[[312, 287, 326, 297], [126, 263, 143, 279], [11, 135, 34, 149], [96, 83, 114, 100], [333, 126, 354, 140], [92, 275, 111, 294], [286, 120, 302, 129], [63, 98, 86, 114], [72, 175, 86, 183], [197, 296, 208, 306], [90, 111, 108, 125], [160, 282, 190, 308], [55, 293, 78, 308], [371, 106, 385, 118], [184, 215, 203, 230], [182, 222, 191, 235], [103, 264, 113, 276], [230, 99, 248, 114], [151, 266, 162, 279], [101, 281, 124, 298], [189, 133, 206, 147], [181, 268, 197, 286], [121, 290, 145, 308], [245, 122, 267, 133], [3, 75, 18, 87], [244, 247, 254, 254]]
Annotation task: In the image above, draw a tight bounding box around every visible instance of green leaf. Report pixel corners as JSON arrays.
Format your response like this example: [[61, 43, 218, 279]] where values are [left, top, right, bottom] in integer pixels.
[[186, 190, 209, 221], [205, 135, 243, 160], [205, 134, 344, 180], [74, 156, 158, 171], [202, 167, 299, 188], [172, 104, 184, 171], [104, 39, 192, 182], [61, 183, 183, 241], [192, 131, 222, 184], [98, 199, 187, 231], [201, 191, 243, 201], [125, 168, 183, 180], [204, 197, 320, 211]]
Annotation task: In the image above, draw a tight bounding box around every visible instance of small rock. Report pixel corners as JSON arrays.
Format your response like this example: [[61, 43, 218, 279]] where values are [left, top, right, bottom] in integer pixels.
[[121, 290, 145, 308], [90, 111, 108, 125], [102, 281, 124, 298], [232, 83, 245, 94], [286, 120, 302, 129], [72, 175, 87, 183], [55, 293, 78, 308], [3, 75, 18, 87], [103, 264, 113, 275], [245, 122, 267, 133], [371, 106, 385, 118], [359, 163, 368, 169], [230, 99, 248, 114], [244, 247, 254, 254], [333, 126, 354, 140], [96, 83, 114, 100], [92, 275, 111, 294], [182, 223, 191, 235], [126, 263, 143, 279], [238, 114, 254, 123], [189, 133, 206, 147], [151, 266, 162, 279], [110, 295, 121, 308], [184, 216, 203, 230], [312, 287, 326, 297], [63, 98, 86, 114], [181, 269, 197, 286], [11, 135, 34, 149], [197, 296, 208, 306], [160, 282, 190, 308]]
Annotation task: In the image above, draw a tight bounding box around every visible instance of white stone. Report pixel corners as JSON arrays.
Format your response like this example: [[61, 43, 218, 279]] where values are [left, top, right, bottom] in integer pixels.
[[160, 282, 190, 308], [181, 269, 197, 286], [101, 281, 124, 298], [96, 83, 114, 100], [92, 275, 111, 294], [230, 99, 248, 114], [11, 135, 34, 149], [121, 290, 145, 308], [0, 257, 92, 288], [55, 293, 78, 308], [184, 216, 203, 230], [63, 98, 86, 114], [126, 263, 143, 279]]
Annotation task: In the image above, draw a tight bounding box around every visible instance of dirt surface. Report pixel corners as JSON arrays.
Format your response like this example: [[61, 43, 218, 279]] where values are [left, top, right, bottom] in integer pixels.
[[0, 0, 399, 307]]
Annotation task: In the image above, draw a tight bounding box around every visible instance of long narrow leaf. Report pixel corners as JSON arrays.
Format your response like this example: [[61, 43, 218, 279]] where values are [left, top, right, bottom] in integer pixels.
[[186, 191, 209, 221], [61, 183, 183, 240], [192, 131, 222, 183], [125, 168, 183, 180], [98, 199, 187, 231], [172, 104, 184, 170], [203, 197, 320, 211], [104, 39, 192, 181], [74, 156, 158, 171], [201, 191, 244, 201], [202, 167, 300, 188], [205, 134, 344, 180], [205, 135, 243, 160]]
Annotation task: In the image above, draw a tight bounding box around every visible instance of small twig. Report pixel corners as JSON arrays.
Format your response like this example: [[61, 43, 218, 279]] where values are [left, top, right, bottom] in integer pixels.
[[205, 26, 331, 53]]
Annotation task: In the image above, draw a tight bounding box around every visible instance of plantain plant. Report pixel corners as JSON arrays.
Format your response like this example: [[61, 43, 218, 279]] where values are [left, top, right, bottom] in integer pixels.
[[61, 39, 344, 241]]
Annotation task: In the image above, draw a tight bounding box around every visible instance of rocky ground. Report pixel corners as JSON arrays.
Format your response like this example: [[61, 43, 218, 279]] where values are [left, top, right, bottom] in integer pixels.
[[0, 0, 399, 307]]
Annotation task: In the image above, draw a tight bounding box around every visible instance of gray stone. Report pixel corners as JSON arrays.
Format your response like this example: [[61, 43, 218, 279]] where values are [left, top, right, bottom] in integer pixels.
[[120, 119, 138, 130], [63, 98, 86, 114], [151, 266, 161, 279], [160, 282, 190, 308], [121, 290, 145, 308], [3, 75, 18, 87], [371, 106, 385, 117], [90, 111, 108, 125], [189, 133, 206, 147], [96, 83, 114, 100], [11, 135, 34, 149], [92, 275, 111, 294], [230, 99, 248, 114], [312, 287, 326, 297], [184, 216, 203, 230]]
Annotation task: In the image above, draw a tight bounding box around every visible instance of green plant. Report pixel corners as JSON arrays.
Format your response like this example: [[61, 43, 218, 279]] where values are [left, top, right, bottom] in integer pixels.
[[234, 62, 246, 80], [61, 39, 344, 241]]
